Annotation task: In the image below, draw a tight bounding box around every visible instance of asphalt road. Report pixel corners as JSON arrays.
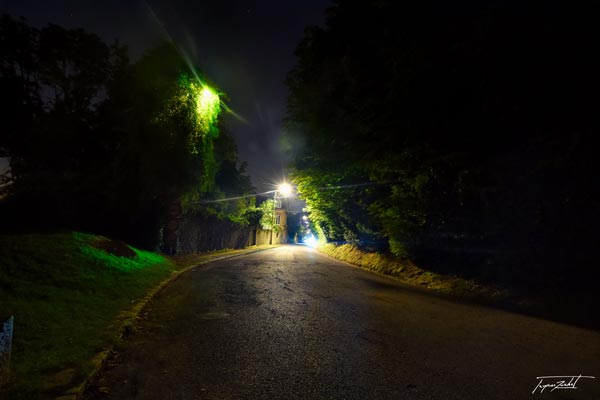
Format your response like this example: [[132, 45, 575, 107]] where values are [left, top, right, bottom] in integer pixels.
[[85, 245, 600, 400]]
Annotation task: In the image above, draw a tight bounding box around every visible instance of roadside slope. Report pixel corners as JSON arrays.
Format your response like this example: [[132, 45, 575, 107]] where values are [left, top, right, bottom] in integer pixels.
[[316, 243, 599, 330], [0, 232, 176, 398], [0, 231, 275, 399]]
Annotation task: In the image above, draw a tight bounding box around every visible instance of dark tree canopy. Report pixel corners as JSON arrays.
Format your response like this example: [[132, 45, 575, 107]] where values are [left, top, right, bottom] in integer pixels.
[[285, 1, 600, 287], [0, 15, 254, 248]]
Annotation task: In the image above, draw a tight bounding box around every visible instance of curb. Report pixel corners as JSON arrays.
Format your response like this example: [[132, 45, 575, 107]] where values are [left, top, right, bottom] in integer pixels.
[[58, 246, 278, 400]]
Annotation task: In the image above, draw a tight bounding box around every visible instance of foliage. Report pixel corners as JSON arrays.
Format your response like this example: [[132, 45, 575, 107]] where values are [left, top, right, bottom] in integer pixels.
[[258, 199, 275, 231], [285, 1, 600, 285], [0, 15, 256, 249], [317, 242, 513, 309], [186, 127, 256, 225], [95, 42, 225, 246], [0, 14, 119, 199]]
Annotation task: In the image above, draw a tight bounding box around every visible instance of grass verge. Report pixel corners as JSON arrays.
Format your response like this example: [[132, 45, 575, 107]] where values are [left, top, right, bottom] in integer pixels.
[[317, 243, 512, 303], [317, 243, 600, 329], [0, 233, 277, 399], [0, 232, 178, 399]]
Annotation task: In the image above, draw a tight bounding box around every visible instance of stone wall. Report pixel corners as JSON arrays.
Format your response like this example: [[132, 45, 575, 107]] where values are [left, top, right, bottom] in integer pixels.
[[175, 212, 288, 254]]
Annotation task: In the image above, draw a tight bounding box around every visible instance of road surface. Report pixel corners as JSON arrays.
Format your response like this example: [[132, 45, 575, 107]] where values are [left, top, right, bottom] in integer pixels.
[[85, 246, 600, 399]]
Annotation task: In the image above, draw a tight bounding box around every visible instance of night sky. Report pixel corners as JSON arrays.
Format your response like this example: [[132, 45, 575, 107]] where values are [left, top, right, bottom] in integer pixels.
[[0, 0, 330, 192]]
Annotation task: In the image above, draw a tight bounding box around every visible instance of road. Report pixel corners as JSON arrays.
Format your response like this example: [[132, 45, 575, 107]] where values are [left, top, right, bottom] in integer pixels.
[[85, 246, 600, 400]]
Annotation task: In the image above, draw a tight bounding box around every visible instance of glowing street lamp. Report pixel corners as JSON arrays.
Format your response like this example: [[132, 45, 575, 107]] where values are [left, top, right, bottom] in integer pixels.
[[278, 183, 292, 197]]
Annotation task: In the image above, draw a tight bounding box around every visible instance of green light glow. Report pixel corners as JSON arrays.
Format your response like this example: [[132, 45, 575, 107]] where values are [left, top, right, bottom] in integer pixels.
[[74, 232, 169, 271], [168, 74, 222, 160], [196, 85, 220, 134]]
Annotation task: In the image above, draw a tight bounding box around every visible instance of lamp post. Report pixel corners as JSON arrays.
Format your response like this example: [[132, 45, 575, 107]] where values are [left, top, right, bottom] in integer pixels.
[[270, 183, 292, 245]]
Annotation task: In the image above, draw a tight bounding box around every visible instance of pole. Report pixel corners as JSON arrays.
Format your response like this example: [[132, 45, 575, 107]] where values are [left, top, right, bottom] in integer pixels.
[[0, 315, 14, 387], [270, 191, 277, 244]]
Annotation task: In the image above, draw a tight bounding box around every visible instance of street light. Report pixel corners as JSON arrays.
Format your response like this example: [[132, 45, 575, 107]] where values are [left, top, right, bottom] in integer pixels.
[[270, 183, 293, 245], [278, 183, 292, 197]]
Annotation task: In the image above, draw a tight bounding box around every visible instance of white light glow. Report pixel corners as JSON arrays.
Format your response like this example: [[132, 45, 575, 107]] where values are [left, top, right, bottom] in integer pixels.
[[304, 234, 318, 248], [278, 183, 292, 197]]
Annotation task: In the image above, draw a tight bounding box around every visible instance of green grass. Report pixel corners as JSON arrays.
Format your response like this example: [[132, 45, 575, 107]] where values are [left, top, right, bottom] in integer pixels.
[[0, 232, 176, 399]]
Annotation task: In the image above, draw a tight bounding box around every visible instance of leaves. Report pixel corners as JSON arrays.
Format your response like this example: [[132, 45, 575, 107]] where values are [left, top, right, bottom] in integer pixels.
[[0, 16, 249, 249], [285, 0, 600, 284]]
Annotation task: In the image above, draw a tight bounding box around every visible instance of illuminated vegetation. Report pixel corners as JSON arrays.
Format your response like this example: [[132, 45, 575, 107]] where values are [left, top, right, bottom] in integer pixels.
[[317, 243, 508, 300], [171, 74, 221, 154], [0, 19, 239, 249], [196, 85, 220, 135], [0, 232, 175, 399], [286, 1, 600, 289]]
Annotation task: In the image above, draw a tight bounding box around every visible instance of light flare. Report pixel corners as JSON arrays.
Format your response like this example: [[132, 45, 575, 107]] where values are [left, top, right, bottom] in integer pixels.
[[278, 183, 293, 197], [304, 234, 318, 248]]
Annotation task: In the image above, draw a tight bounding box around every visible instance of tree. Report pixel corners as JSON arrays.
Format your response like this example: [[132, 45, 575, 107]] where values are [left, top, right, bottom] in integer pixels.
[[0, 16, 231, 249], [194, 127, 256, 224], [258, 199, 275, 231], [98, 42, 226, 246], [0, 15, 127, 232], [285, 1, 600, 286]]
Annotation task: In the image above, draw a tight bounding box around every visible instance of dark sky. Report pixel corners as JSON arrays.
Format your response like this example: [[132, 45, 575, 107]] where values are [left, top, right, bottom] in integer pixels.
[[0, 0, 329, 192]]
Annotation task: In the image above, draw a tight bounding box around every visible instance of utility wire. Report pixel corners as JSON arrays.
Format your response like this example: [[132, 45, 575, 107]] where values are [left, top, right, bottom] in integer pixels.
[[196, 180, 400, 204]]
